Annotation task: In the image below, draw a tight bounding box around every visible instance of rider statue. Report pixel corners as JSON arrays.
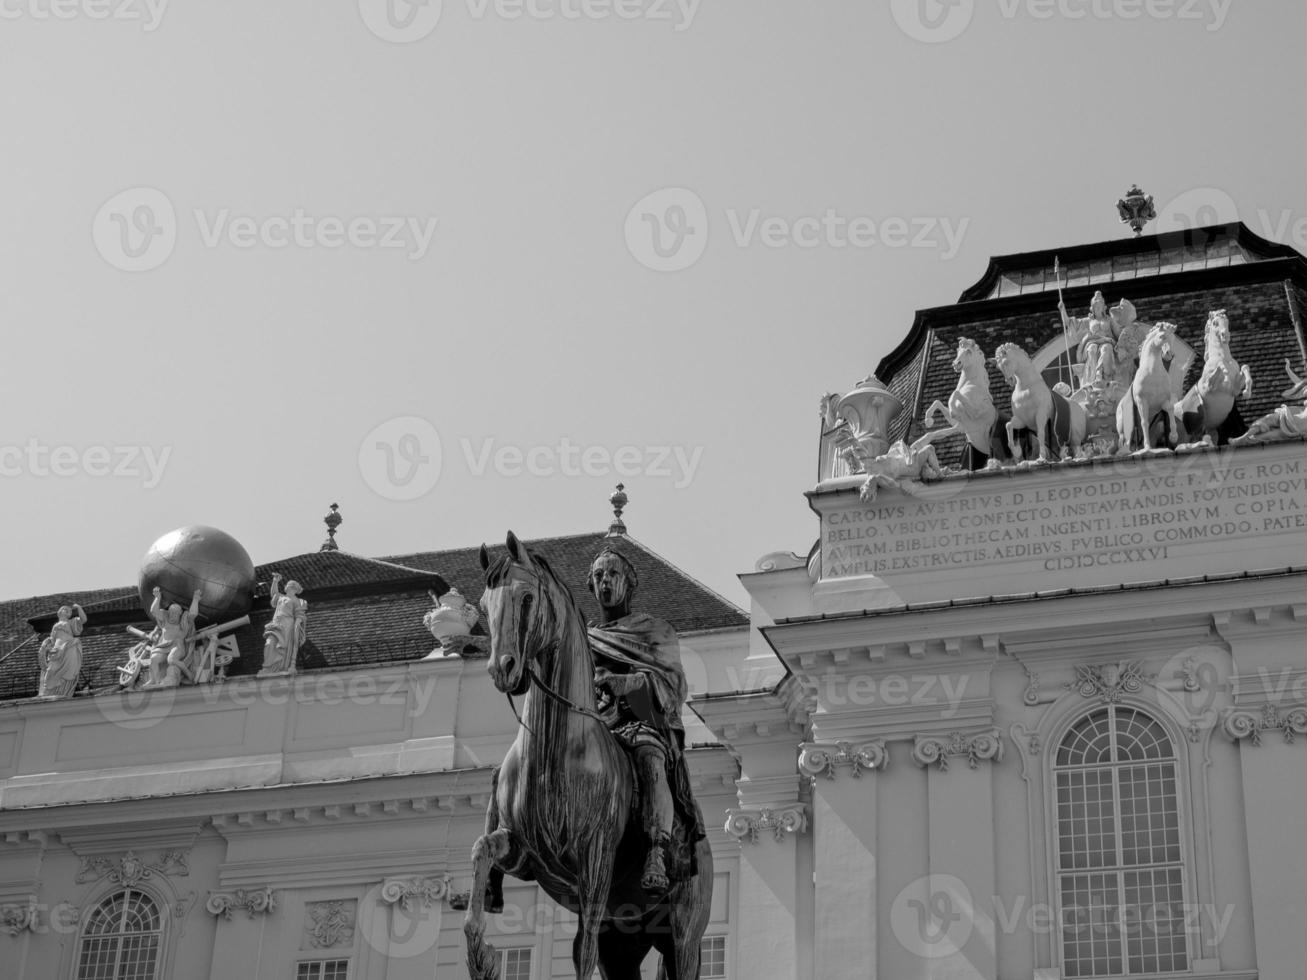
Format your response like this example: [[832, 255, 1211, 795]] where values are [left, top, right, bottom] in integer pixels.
[[587, 547, 704, 895]]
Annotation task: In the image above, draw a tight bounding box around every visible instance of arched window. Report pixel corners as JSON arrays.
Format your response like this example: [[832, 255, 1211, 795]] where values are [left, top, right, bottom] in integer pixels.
[[75, 889, 163, 980], [1054, 706, 1187, 978]]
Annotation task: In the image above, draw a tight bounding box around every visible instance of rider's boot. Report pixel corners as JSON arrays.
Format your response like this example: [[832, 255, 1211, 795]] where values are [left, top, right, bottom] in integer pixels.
[[636, 746, 675, 894], [486, 867, 504, 915]]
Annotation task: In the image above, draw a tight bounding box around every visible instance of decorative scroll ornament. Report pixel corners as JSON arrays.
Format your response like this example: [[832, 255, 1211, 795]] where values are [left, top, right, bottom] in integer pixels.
[[798, 740, 888, 780], [76, 849, 189, 887], [307, 901, 355, 949], [379, 876, 451, 914], [1071, 661, 1146, 703], [913, 728, 1004, 771], [1009, 723, 1042, 756], [724, 805, 809, 844], [205, 886, 276, 920], [0, 903, 38, 936], [1223, 703, 1307, 746]]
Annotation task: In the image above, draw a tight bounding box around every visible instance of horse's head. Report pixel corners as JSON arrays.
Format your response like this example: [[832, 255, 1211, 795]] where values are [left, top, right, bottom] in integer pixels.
[[479, 531, 555, 698], [1144, 322, 1176, 360], [1206, 310, 1231, 352], [954, 338, 984, 374], [993, 343, 1026, 382]]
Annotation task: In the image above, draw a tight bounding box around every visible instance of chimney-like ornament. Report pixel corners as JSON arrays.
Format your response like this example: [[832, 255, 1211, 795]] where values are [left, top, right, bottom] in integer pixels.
[[1117, 185, 1157, 237], [608, 484, 628, 537], [321, 503, 342, 552]]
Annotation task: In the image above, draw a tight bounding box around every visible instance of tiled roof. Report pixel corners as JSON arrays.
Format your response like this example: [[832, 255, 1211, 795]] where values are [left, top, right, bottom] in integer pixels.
[[0, 533, 746, 702]]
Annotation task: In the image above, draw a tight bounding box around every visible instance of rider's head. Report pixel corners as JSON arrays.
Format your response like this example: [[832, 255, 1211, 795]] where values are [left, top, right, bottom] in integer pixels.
[[588, 548, 638, 613], [1091, 291, 1107, 315]]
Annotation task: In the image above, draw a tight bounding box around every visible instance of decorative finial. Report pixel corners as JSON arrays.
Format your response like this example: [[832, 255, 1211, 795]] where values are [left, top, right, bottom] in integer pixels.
[[607, 484, 628, 537], [321, 503, 342, 552], [1116, 185, 1157, 237]]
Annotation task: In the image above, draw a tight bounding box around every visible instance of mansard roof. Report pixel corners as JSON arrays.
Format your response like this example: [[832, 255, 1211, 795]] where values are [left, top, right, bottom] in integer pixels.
[[0, 532, 746, 703], [872, 222, 1307, 453]]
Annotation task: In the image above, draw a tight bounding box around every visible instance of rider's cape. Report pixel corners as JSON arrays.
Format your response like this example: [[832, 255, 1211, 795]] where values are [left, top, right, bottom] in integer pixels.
[[588, 615, 706, 877]]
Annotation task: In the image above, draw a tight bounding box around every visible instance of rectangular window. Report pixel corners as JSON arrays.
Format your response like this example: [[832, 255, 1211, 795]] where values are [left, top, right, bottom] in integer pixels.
[[501, 947, 532, 980], [700, 935, 727, 978], [295, 960, 350, 980]]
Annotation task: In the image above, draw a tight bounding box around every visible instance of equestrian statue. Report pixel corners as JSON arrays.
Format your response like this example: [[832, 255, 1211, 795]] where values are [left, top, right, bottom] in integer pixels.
[[465, 533, 712, 980]]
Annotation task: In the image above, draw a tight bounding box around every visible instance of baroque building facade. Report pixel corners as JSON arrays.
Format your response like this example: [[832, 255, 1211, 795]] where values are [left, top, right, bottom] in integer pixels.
[[705, 221, 1307, 980], [2, 218, 1306, 980], [0, 530, 749, 979]]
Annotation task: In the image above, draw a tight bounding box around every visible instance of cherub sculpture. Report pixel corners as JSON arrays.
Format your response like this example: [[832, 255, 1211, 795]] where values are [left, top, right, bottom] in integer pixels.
[[259, 573, 307, 676], [1231, 360, 1307, 445], [38, 603, 86, 698]]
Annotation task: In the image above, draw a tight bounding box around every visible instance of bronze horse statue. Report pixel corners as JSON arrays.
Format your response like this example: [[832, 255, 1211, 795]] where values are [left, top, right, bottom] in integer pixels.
[[464, 532, 713, 979]]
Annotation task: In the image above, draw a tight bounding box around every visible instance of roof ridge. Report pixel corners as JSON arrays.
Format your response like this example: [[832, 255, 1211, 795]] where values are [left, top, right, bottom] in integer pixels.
[[616, 536, 747, 619], [380, 530, 606, 563], [263, 551, 444, 579]]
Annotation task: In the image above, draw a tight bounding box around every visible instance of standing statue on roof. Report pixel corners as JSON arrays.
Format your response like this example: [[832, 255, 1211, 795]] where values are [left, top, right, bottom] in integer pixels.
[[1060, 290, 1119, 391], [259, 573, 307, 676], [38, 603, 86, 698], [140, 587, 201, 689], [587, 547, 705, 896]]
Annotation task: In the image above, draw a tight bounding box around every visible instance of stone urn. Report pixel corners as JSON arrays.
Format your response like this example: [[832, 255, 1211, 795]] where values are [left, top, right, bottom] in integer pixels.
[[423, 589, 479, 658]]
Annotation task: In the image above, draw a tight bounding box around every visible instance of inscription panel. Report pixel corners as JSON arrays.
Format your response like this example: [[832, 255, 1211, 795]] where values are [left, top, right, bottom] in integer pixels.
[[817, 447, 1307, 595]]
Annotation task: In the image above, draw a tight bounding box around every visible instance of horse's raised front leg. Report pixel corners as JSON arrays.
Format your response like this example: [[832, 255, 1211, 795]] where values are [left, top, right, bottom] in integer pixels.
[[465, 827, 512, 980]]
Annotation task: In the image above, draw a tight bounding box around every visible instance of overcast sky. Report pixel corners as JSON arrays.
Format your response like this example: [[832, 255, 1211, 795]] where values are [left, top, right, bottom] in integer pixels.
[[1, 0, 1303, 612]]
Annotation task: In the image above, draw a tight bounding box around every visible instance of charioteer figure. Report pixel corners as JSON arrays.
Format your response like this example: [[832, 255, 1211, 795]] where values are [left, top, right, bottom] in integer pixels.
[[587, 547, 704, 894]]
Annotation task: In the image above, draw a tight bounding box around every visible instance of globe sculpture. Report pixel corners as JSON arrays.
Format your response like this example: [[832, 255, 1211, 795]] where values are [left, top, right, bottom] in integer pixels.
[[138, 526, 256, 624]]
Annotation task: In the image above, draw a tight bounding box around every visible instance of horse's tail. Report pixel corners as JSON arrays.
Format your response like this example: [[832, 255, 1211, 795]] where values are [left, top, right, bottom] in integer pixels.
[[465, 919, 501, 980]]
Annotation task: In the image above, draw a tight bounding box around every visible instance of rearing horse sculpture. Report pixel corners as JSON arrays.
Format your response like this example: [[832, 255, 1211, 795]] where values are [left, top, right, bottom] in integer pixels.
[[1175, 309, 1253, 446], [465, 533, 712, 980], [918, 337, 1004, 469]]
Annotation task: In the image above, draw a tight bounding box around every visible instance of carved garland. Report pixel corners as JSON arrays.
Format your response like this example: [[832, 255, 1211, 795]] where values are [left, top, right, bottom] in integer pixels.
[[76, 849, 190, 887], [1223, 703, 1307, 746], [724, 804, 809, 844], [798, 740, 888, 779], [379, 876, 451, 914], [205, 886, 276, 920], [913, 728, 1004, 771]]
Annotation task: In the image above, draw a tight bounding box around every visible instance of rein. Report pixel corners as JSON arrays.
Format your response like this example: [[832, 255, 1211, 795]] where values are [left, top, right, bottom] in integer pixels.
[[526, 665, 606, 723]]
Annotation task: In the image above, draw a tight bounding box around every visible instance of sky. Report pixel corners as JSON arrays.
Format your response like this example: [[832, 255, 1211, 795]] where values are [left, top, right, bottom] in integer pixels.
[[1, 0, 1304, 611]]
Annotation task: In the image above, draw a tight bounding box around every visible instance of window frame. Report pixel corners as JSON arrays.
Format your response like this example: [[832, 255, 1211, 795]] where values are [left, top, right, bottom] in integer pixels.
[[699, 932, 729, 978], [1040, 700, 1202, 977], [1050, 704, 1190, 978], [73, 886, 166, 980]]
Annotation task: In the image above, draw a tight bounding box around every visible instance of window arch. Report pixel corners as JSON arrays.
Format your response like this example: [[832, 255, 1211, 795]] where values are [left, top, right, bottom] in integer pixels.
[[1054, 706, 1187, 978], [75, 889, 163, 980]]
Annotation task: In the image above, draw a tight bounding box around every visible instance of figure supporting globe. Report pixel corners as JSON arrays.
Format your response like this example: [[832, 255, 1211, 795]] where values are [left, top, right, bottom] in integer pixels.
[[138, 526, 256, 624]]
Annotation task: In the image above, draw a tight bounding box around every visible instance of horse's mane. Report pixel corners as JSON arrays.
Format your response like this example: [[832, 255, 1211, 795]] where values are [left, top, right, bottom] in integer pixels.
[[994, 342, 1026, 362]]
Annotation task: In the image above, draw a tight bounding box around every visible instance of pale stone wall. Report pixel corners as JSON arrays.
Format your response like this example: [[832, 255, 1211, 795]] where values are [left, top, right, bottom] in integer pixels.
[[0, 627, 749, 979]]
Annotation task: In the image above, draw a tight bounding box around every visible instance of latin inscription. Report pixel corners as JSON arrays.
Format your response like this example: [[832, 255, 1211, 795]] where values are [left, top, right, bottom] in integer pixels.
[[823, 460, 1306, 578]]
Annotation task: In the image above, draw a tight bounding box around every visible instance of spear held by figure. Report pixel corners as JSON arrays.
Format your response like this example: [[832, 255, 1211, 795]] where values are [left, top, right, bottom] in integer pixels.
[[1054, 256, 1076, 391]]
